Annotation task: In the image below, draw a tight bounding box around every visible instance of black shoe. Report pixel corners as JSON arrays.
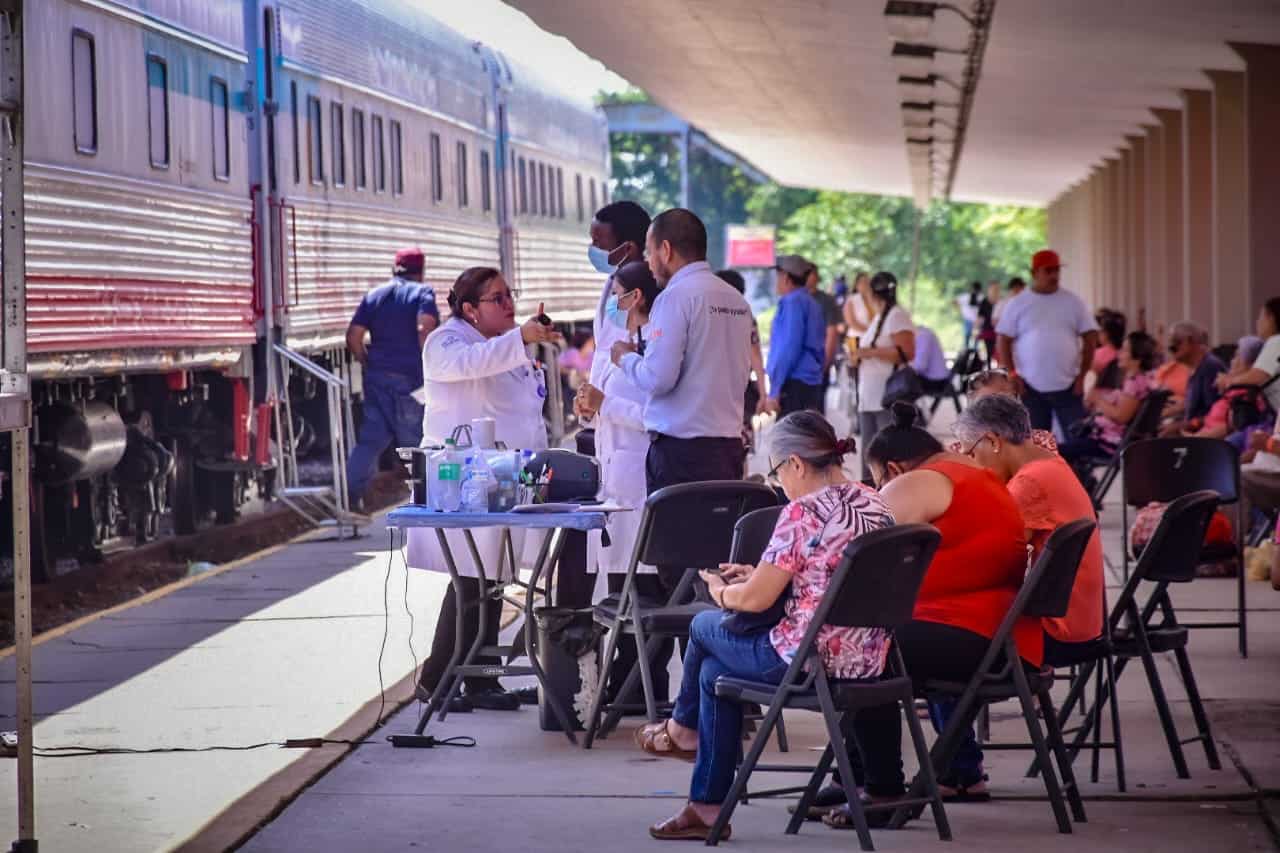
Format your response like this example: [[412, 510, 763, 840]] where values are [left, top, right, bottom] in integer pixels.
[[465, 687, 521, 711], [513, 686, 540, 706], [415, 683, 473, 713]]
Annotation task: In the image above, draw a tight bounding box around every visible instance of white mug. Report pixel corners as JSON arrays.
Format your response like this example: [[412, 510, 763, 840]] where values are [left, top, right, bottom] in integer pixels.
[[471, 417, 497, 449]]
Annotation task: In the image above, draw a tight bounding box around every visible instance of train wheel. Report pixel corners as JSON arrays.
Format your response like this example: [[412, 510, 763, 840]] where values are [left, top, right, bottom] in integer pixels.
[[170, 438, 198, 535]]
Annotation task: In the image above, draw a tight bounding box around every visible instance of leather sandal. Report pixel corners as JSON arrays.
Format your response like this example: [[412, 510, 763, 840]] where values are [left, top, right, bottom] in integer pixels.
[[635, 721, 696, 763], [649, 805, 730, 841]]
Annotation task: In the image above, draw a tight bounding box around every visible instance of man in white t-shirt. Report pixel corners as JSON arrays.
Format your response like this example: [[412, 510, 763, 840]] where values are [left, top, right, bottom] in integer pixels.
[[995, 250, 1099, 434]]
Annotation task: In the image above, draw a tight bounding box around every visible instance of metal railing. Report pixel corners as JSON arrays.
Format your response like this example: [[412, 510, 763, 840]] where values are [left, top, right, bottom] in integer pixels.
[[272, 343, 359, 537]]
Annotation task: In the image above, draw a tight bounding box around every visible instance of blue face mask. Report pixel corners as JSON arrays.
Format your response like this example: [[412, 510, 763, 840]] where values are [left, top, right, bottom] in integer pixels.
[[604, 294, 630, 329], [588, 245, 617, 275]]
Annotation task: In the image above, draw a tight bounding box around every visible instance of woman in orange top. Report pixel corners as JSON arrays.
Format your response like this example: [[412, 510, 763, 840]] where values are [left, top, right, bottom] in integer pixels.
[[821, 402, 1032, 829], [954, 394, 1103, 659]]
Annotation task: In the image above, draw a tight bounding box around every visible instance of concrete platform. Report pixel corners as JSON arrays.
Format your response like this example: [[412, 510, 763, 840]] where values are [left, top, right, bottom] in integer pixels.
[[0, 520, 444, 852], [239, 575, 1280, 852]]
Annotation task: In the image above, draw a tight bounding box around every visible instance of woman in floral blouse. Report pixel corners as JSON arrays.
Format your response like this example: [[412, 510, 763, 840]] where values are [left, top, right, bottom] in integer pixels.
[[638, 410, 893, 842]]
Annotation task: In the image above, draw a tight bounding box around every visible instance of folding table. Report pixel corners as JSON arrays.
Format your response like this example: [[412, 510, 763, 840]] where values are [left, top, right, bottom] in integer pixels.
[[386, 505, 610, 744]]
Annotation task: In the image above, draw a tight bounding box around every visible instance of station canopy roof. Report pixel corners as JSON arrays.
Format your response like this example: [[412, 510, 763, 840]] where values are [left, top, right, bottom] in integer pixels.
[[506, 0, 1280, 207]]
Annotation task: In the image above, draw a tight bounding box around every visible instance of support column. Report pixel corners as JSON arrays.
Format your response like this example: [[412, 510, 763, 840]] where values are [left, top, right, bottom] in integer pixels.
[[1155, 108, 1184, 337], [1089, 170, 1105, 309], [1144, 122, 1166, 335], [1182, 89, 1214, 328], [1099, 161, 1116, 310], [1230, 42, 1280, 340], [1126, 134, 1148, 323], [1208, 69, 1249, 343], [1115, 148, 1133, 317]]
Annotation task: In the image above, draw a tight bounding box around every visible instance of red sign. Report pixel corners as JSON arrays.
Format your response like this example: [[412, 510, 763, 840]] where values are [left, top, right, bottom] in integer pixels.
[[725, 225, 776, 268]]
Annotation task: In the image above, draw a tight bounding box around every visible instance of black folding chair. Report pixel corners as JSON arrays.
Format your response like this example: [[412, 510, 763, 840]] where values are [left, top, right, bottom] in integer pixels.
[[1071, 490, 1222, 779], [1121, 437, 1247, 656], [901, 519, 1097, 835], [581, 481, 777, 747], [922, 348, 980, 423], [708, 524, 947, 851], [726, 506, 790, 753], [1086, 389, 1171, 509]]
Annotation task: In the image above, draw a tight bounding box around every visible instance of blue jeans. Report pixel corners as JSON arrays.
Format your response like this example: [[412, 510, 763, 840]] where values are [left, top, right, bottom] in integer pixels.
[[928, 698, 984, 787], [346, 372, 423, 500], [1021, 383, 1087, 436], [672, 609, 789, 804]]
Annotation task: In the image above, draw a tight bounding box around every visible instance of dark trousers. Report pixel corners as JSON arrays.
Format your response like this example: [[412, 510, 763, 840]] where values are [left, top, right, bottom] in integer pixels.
[[1022, 383, 1087, 436], [780, 379, 825, 416], [419, 577, 502, 695], [842, 621, 999, 796], [632, 433, 745, 699], [347, 372, 423, 501]]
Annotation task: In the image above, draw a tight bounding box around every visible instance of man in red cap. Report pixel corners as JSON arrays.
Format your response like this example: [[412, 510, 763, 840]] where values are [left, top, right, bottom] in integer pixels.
[[995, 249, 1099, 434], [345, 247, 439, 509]]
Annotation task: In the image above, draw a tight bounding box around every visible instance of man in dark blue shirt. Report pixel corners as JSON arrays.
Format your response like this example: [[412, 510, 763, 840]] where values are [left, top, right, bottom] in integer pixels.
[[345, 247, 439, 507], [764, 255, 826, 415]]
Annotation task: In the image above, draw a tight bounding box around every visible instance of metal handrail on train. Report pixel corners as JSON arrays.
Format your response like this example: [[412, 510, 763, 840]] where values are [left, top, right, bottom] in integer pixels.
[[271, 342, 358, 538]]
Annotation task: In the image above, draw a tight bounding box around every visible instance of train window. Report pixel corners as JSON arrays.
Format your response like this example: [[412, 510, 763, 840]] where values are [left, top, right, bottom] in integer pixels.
[[211, 78, 230, 181], [306, 95, 324, 184], [539, 163, 548, 216], [480, 150, 492, 213], [518, 157, 528, 214], [589, 178, 597, 214], [371, 115, 385, 192], [575, 174, 584, 222], [390, 120, 404, 195], [331, 103, 345, 187], [557, 168, 565, 219], [352, 109, 366, 189], [71, 31, 98, 155], [291, 81, 300, 184], [146, 56, 170, 169], [428, 132, 442, 202], [456, 141, 469, 208]]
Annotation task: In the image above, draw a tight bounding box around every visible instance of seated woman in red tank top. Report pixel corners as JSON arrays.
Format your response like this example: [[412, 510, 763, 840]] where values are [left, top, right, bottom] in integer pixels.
[[821, 402, 1032, 830]]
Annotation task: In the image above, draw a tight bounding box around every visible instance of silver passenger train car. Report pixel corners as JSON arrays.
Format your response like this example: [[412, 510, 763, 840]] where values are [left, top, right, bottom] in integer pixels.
[[16, 0, 609, 576]]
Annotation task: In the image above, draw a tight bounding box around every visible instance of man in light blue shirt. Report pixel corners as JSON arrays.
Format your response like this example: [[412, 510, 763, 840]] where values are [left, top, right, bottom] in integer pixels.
[[764, 255, 825, 415]]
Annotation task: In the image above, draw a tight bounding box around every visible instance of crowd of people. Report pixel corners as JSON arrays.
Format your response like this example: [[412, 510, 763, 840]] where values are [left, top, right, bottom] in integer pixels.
[[340, 192, 1280, 840]]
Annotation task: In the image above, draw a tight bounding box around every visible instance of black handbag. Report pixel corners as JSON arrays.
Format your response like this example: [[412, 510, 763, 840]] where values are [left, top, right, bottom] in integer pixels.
[[881, 346, 924, 408], [720, 585, 791, 635]]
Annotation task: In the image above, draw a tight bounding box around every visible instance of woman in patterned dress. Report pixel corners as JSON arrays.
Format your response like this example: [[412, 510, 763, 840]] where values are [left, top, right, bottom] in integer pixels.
[[638, 410, 894, 842]]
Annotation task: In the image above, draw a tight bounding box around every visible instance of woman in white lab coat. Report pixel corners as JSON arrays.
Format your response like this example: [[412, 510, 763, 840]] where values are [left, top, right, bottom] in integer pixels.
[[412, 266, 561, 711], [575, 261, 670, 702]]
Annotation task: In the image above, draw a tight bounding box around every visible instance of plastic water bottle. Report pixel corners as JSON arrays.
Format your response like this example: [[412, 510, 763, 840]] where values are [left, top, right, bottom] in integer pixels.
[[460, 456, 494, 514], [485, 450, 519, 512], [428, 439, 463, 512]]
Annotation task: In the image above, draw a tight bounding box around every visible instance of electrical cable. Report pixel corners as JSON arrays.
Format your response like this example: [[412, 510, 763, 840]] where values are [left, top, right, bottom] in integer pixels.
[[27, 738, 379, 758], [399, 531, 420, 710], [374, 527, 394, 727]]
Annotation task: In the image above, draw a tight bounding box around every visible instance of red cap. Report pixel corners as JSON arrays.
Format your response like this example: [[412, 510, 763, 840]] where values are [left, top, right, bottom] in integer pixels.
[[1031, 249, 1062, 272], [394, 247, 425, 276]]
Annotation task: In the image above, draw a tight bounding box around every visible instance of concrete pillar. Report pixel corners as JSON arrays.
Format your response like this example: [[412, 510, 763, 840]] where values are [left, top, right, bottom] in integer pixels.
[[1207, 69, 1249, 344], [1229, 42, 1280, 340], [1098, 162, 1114, 310], [1144, 122, 1166, 335], [1155, 107, 1184, 339], [1182, 89, 1214, 329], [1089, 170, 1105, 310], [1116, 148, 1134, 317], [1126, 134, 1148, 324]]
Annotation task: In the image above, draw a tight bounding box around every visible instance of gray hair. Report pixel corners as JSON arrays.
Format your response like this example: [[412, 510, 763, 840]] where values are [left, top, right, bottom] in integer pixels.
[[1238, 335, 1265, 366], [954, 394, 1033, 446], [769, 410, 853, 470], [1170, 321, 1208, 345]]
